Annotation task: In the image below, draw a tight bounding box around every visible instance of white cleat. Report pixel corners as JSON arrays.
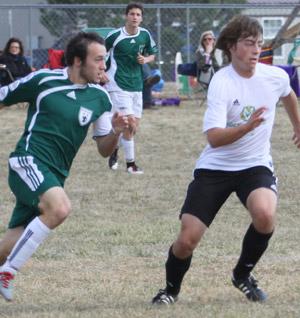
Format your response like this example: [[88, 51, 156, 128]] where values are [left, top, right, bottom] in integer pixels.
[[0, 268, 15, 301]]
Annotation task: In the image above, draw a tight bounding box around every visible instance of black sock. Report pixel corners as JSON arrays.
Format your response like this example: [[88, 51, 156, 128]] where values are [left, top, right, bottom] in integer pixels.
[[126, 161, 135, 168], [165, 245, 192, 296], [233, 224, 273, 280]]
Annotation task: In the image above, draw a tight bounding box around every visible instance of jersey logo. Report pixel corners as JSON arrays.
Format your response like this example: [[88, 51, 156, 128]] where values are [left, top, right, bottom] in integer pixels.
[[240, 106, 255, 121], [233, 99, 240, 106], [130, 39, 136, 44], [78, 107, 93, 126], [67, 91, 76, 100]]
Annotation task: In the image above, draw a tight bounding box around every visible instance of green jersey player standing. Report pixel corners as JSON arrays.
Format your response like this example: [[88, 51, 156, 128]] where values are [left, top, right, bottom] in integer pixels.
[[0, 32, 129, 301], [102, 2, 158, 174]]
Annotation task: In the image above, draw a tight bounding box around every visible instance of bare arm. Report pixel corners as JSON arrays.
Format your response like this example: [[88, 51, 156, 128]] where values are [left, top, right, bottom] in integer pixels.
[[281, 90, 300, 148], [137, 54, 155, 65], [207, 107, 267, 148], [94, 112, 129, 157]]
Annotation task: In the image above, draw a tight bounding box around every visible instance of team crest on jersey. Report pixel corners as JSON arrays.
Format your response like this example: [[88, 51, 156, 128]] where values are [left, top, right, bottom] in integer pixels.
[[78, 107, 93, 126], [240, 106, 255, 121], [138, 44, 145, 53]]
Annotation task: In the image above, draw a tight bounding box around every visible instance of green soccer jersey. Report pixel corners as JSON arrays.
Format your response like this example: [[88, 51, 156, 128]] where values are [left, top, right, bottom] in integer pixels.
[[105, 27, 158, 92], [0, 68, 112, 177]]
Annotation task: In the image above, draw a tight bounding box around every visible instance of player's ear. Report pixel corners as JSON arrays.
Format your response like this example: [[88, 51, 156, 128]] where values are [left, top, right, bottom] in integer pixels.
[[74, 56, 82, 66]]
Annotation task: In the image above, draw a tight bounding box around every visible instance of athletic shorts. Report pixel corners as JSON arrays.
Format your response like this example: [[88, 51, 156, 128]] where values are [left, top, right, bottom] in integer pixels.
[[109, 90, 143, 118], [8, 155, 65, 228], [180, 166, 277, 227]]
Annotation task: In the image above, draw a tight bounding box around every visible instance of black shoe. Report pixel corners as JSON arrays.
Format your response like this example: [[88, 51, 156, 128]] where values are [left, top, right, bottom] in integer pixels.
[[108, 148, 118, 170], [126, 163, 144, 175], [144, 74, 160, 87], [152, 289, 178, 305], [232, 273, 267, 302]]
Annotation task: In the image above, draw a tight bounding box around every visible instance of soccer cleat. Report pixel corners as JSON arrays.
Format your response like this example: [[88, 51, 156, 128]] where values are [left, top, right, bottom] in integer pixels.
[[152, 289, 178, 305], [232, 273, 267, 302], [126, 163, 144, 175], [0, 269, 15, 301], [108, 148, 119, 170]]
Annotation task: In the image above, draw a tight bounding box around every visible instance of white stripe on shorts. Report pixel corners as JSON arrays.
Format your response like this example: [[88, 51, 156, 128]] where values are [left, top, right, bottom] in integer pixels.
[[9, 156, 45, 191]]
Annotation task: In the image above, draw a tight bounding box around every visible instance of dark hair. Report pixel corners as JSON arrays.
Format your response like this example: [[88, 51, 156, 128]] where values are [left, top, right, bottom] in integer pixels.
[[4, 37, 24, 56], [65, 32, 105, 66], [216, 15, 263, 62], [126, 2, 144, 15]]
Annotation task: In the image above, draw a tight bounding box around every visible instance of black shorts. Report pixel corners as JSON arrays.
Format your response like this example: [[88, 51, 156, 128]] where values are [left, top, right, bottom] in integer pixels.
[[180, 166, 277, 227]]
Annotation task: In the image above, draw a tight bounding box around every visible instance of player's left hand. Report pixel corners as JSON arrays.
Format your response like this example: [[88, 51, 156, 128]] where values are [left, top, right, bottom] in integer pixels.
[[137, 53, 146, 65]]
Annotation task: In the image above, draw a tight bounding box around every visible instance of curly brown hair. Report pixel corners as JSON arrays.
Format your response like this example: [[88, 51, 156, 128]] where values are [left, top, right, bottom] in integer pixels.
[[216, 15, 263, 62]]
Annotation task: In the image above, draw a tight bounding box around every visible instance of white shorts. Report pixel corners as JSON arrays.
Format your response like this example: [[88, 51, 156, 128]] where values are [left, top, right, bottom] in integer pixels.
[[109, 91, 143, 118]]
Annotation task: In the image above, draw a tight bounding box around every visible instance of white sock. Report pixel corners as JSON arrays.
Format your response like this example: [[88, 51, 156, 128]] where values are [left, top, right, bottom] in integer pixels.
[[121, 138, 135, 163], [4, 217, 51, 271]]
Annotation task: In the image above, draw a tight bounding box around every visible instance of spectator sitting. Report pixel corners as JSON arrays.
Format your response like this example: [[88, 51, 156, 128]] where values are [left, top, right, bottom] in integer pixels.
[[195, 30, 220, 73], [142, 63, 161, 109], [177, 30, 220, 82], [0, 37, 32, 86]]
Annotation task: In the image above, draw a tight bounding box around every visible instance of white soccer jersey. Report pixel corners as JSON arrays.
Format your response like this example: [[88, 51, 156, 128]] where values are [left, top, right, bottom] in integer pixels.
[[195, 63, 291, 171]]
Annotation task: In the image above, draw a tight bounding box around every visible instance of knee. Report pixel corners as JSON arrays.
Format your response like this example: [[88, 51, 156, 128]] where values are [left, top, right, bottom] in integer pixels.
[[176, 234, 199, 254], [53, 201, 72, 223], [0, 248, 10, 265], [253, 209, 275, 232], [42, 199, 72, 226]]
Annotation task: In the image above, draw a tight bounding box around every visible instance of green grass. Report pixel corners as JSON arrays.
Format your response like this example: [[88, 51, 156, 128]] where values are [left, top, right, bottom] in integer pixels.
[[0, 100, 299, 317]]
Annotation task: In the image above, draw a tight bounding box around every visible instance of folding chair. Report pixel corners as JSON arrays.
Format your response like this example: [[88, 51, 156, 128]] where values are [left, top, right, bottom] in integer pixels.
[[177, 62, 215, 106], [0, 64, 15, 86], [259, 46, 273, 65], [196, 64, 215, 107], [43, 49, 65, 69]]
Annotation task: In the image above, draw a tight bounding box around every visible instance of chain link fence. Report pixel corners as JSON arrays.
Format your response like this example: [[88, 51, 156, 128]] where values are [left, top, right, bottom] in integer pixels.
[[0, 3, 299, 81]]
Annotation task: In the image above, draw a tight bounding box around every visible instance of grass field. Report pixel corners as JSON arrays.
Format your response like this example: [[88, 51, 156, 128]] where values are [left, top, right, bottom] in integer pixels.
[[0, 99, 299, 317]]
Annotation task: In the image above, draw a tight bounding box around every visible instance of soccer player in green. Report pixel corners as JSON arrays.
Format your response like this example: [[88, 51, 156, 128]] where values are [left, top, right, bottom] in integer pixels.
[[102, 2, 158, 174], [0, 32, 129, 301]]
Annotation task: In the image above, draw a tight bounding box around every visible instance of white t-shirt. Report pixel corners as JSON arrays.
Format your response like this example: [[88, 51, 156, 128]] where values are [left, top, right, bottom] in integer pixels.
[[195, 63, 291, 171]]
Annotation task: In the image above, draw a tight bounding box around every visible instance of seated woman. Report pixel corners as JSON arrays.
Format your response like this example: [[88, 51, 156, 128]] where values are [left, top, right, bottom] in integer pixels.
[[0, 37, 32, 86], [195, 30, 219, 72], [177, 31, 221, 85]]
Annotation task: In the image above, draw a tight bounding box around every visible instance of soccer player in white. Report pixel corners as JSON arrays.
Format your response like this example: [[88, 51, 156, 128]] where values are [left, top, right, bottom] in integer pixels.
[[152, 15, 300, 304]]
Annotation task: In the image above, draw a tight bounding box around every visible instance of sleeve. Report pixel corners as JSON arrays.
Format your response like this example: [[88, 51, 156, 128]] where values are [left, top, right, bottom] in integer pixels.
[[145, 31, 158, 56], [0, 71, 38, 106], [280, 69, 292, 98], [93, 111, 113, 137], [203, 72, 229, 133], [105, 30, 120, 52], [105, 34, 113, 52]]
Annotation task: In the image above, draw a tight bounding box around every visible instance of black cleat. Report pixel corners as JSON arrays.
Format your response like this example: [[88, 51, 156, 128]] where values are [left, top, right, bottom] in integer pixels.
[[232, 273, 267, 302], [108, 148, 118, 170], [152, 289, 178, 305]]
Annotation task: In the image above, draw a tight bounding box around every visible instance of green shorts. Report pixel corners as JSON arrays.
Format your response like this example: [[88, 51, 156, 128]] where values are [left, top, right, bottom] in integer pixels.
[[8, 155, 66, 228]]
